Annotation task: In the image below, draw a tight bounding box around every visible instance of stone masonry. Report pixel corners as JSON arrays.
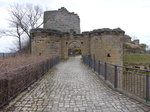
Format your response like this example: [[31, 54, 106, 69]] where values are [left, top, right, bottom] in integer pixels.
[[31, 7, 126, 66], [44, 7, 80, 34], [123, 35, 146, 53], [31, 28, 124, 65]]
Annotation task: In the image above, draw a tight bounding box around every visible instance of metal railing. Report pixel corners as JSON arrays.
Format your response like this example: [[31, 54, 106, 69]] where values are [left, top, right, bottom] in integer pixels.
[[0, 53, 13, 59], [82, 56, 150, 103], [0, 56, 60, 108]]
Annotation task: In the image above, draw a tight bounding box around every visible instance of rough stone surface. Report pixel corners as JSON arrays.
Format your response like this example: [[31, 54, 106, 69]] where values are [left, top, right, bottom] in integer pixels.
[[31, 7, 125, 66], [31, 28, 124, 65], [3, 56, 150, 112], [44, 7, 80, 34], [122, 35, 146, 53], [32, 7, 146, 66]]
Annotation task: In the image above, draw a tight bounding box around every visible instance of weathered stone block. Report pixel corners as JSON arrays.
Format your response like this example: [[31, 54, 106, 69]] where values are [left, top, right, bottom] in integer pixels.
[[44, 7, 80, 34]]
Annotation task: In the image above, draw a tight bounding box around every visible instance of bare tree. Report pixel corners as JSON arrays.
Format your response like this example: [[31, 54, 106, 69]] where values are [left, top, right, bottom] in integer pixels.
[[0, 3, 50, 53], [0, 3, 44, 53], [0, 24, 24, 51], [8, 3, 44, 53], [0, 3, 25, 51]]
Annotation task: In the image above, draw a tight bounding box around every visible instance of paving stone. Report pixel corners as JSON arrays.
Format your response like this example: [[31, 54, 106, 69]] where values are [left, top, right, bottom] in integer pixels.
[[3, 56, 150, 112]]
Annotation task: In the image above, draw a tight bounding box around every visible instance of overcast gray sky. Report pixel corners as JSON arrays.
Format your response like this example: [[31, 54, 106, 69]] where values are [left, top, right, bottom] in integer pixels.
[[0, 0, 150, 52]]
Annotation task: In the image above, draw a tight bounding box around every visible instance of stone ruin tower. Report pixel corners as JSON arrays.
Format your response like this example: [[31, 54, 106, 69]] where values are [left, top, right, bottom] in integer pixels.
[[43, 7, 80, 34], [31, 7, 125, 66]]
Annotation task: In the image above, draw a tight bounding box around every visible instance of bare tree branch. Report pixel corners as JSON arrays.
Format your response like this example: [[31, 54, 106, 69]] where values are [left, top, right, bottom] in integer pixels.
[[0, 3, 45, 53]]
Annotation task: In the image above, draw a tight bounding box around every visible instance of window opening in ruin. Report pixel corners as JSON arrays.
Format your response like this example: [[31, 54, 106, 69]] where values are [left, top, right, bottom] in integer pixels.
[[107, 53, 111, 57]]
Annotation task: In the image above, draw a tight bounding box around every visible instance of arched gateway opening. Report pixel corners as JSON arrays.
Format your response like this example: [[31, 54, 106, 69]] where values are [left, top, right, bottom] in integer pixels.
[[31, 7, 125, 66], [62, 38, 84, 59], [68, 41, 81, 56]]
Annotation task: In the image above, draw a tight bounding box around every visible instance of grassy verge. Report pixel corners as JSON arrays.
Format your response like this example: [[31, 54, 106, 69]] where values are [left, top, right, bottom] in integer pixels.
[[123, 53, 150, 64]]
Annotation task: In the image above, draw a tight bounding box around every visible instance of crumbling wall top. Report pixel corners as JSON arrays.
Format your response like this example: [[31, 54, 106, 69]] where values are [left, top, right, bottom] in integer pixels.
[[90, 28, 125, 35], [44, 7, 80, 34], [31, 28, 62, 35], [58, 7, 69, 13], [82, 28, 125, 37], [31, 28, 125, 38]]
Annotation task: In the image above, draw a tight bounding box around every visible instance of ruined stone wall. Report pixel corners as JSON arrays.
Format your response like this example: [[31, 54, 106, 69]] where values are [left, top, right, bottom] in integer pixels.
[[81, 34, 91, 56], [89, 28, 124, 65], [31, 29, 62, 57], [123, 35, 146, 53], [31, 28, 125, 65], [44, 7, 80, 34], [31, 29, 90, 59], [60, 33, 88, 59], [29, 7, 128, 66]]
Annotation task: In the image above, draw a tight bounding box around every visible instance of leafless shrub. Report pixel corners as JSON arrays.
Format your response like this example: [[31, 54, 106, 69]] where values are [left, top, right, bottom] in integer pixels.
[[0, 54, 59, 108], [0, 54, 51, 73]]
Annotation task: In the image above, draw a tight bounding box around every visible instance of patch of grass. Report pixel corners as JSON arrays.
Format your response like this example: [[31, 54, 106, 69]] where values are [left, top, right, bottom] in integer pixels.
[[123, 53, 150, 63]]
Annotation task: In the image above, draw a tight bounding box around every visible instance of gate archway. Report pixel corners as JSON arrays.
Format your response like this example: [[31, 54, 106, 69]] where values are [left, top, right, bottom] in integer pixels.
[[68, 41, 81, 56], [61, 35, 84, 59]]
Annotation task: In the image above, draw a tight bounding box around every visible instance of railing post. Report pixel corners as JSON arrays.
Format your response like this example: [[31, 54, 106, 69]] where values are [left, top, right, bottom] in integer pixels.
[[90, 58, 92, 68], [104, 62, 107, 80], [98, 61, 100, 75], [50, 59, 52, 68], [55, 57, 58, 64], [91, 58, 92, 68], [114, 65, 118, 88], [54, 57, 56, 65], [88, 56, 90, 67], [53, 57, 55, 65], [146, 71, 149, 102], [91, 59, 93, 69], [58, 56, 59, 63], [94, 59, 96, 71], [86, 56, 88, 65], [52, 58, 54, 67]]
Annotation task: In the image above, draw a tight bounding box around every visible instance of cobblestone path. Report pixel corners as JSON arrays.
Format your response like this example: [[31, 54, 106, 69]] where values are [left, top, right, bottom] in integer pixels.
[[4, 56, 150, 112]]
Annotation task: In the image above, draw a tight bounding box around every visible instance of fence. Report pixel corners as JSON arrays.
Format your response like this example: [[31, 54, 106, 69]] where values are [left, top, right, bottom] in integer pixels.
[[0, 53, 13, 59], [0, 56, 60, 108], [82, 56, 150, 103]]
